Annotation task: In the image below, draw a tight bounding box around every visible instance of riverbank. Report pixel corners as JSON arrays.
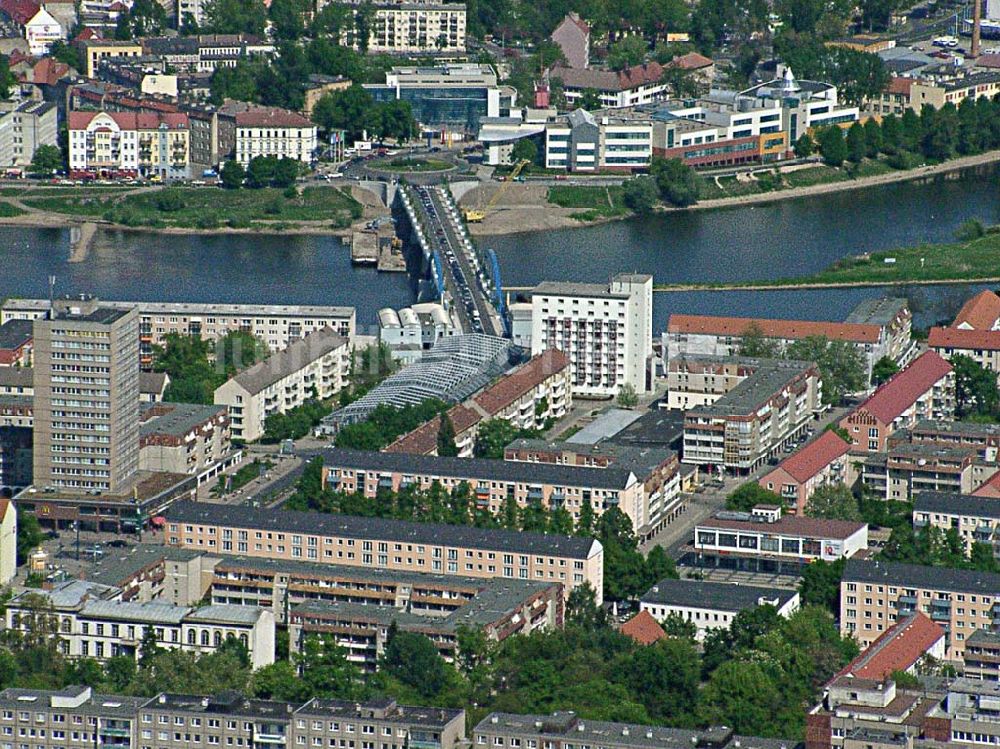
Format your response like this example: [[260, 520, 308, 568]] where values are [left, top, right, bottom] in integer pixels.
[[466, 148, 1000, 237], [0, 183, 378, 236]]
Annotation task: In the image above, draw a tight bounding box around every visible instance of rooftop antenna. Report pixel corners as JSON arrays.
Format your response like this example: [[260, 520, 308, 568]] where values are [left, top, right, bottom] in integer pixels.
[[48, 275, 56, 319]]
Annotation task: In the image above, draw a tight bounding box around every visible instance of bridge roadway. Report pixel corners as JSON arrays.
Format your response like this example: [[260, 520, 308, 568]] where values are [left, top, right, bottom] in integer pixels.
[[401, 183, 504, 337]]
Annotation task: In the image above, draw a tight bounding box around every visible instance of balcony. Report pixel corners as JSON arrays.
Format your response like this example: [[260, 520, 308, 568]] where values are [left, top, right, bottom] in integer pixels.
[[254, 734, 287, 744]]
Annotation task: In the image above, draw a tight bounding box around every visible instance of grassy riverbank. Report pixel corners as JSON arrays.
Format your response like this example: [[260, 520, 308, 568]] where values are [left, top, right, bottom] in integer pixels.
[[547, 185, 628, 220], [653, 231, 1000, 291], [17, 185, 362, 230]]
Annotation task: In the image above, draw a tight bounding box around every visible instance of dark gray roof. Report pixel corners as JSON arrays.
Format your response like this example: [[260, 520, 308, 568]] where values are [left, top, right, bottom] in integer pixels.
[[913, 492, 1000, 519], [322, 447, 635, 489], [230, 328, 347, 395], [843, 559, 1000, 594], [911, 419, 1000, 439], [297, 698, 462, 728], [140, 371, 168, 396], [85, 544, 203, 588], [166, 500, 599, 559], [640, 578, 797, 611], [0, 689, 147, 717], [0, 319, 32, 349], [690, 359, 816, 417], [140, 402, 226, 438], [603, 409, 686, 448], [0, 366, 33, 390], [505, 438, 675, 479], [844, 298, 908, 326]]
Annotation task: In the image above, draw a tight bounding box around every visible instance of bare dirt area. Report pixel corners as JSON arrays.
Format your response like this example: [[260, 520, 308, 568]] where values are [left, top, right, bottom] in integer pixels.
[[460, 184, 586, 235]]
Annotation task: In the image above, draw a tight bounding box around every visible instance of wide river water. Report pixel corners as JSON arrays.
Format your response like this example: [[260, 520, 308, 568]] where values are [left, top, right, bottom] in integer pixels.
[[3, 165, 998, 332]]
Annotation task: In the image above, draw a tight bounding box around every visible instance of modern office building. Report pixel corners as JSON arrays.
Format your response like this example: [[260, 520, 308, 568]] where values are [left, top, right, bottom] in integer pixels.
[[518, 274, 653, 398], [840, 558, 1000, 661], [758, 430, 853, 513], [839, 350, 955, 454], [163, 501, 605, 601], [384, 349, 572, 458], [474, 712, 795, 749], [213, 328, 350, 443], [365, 64, 514, 132], [1, 298, 357, 370], [682, 359, 823, 474], [639, 578, 799, 640], [695, 507, 868, 563], [0, 688, 467, 749], [543, 109, 653, 172], [32, 297, 140, 495], [739, 67, 859, 142], [139, 402, 237, 482], [5, 580, 275, 667]]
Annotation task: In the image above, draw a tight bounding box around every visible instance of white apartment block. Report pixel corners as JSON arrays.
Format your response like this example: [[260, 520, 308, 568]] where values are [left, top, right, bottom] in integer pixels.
[[214, 328, 350, 443], [5, 580, 275, 669], [234, 108, 317, 165], [366, 3, 467, 54], [520, 274, 653, 397], [1, 299, 356, 369], [0, 101, 58, 170], [545, 109, 652, 172], [0, 500, 15, 586]]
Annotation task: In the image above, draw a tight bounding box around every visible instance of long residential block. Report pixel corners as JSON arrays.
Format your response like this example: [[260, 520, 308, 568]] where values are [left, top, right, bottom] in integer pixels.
[[0, 687, 466, 749], [1, 299, 356, 369], [840, 558, 1000, 661], [162, 500, 605, 603], [913, 491, 1000, 555], [5, 580, 274, 668], [320, 446, 671, 541]]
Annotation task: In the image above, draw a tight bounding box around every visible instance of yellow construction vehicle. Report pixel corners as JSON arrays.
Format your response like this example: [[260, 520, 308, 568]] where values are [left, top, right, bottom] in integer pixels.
[[464, 159, 530, 222]]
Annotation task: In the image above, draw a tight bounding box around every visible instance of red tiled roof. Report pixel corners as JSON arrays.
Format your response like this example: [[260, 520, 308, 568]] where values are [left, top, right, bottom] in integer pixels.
[[32, 56, 70, 85], [854, 350, 952, 424], [68, 110, 189, 131], [234, 106, 312, 128], [74, 26, 101, 40], [383, 350, 571, 456], [885, 77, 913, 96], [836, 613, 944, 681], [699, 514, 866, 539], [973, 469, 1000, 498], [768, 430, 851, 483], [928, 326, 1000, 352], [667, 314, 882, 343], [620, 610, 666, 646], [953, 290, 1000, 330], [617, 62, 665, 89], [0, 498, 9, 523], [0, 0, 40, 25], [670, 52, 713, 70]]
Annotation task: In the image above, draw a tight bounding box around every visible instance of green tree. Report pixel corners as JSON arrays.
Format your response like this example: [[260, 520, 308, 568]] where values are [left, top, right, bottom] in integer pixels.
[[566, 583, 607, 629], [246, 156, 277, 189], [607, 36, 648, 70], [578, 89, 602, 110], [30, 145, 63, 176], [382, 627, 450, 699], [220, 160, 245, 189], [251, 660, 305, 701], [47, 41, 84, 72], [804, 483, 861, 521], [846, 121, 867, 163], [786, 336, 867, 404], [115, 0, 168, 38], [203, 0, 267, 34], [621, 176, 659, 215], [726, 482, 783, 512], [0, 55, 13, 101], [16, 512, 43, 566], [818, 126, 847, 167], [871, 355, 899, 385], [295, 635, 366, 698], [617, 637, 701, 723], [511, 138, 538, 164], [313, 85, 375, 141], [952, 354, 999, 419], [617, 383, 639, 409], [880, 114, 901, 154], [793, 133, 814, 158], [436, 413, 459, 457], [138, 626, 162, 670], [698, 660, 783, 735], [799, 558, 845, 614], [863, 118, 883, 158], [650, 157, 699, 207], [268, 0, 308, 40], [737, 321, 781, 358]]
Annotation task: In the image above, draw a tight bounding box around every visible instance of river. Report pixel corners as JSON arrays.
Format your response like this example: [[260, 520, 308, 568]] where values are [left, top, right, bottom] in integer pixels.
[[2, 165, 997, 332]]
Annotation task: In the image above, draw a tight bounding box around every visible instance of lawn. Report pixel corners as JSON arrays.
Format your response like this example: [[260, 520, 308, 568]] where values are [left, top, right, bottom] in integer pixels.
[[0, 201, 24, 217], [375, 157, 452, 172], [23, 185, 362, 229], [547, 185, 629, 220]]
